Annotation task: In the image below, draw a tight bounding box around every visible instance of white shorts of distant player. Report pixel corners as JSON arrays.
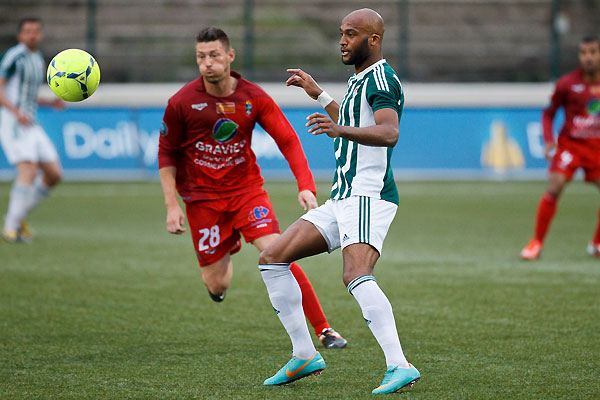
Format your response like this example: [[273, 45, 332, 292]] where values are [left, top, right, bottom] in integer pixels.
[[0, 108, 59, 165], [301, 195, 397, 254]]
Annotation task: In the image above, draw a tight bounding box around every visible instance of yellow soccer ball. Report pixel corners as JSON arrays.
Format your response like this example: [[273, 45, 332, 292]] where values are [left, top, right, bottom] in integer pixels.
[[47, 49, 100, 102]]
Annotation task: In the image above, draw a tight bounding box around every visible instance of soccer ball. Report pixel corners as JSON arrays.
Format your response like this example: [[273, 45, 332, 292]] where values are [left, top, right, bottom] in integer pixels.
[[47, 49, 100, 102]]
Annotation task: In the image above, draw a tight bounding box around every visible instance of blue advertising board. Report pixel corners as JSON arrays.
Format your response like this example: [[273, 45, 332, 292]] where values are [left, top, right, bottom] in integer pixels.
[[0, 106, 560, 180]]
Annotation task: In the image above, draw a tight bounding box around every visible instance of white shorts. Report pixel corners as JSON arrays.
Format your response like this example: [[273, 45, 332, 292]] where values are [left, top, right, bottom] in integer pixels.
[[0, 108, 59, 165], [301, 195, 398, 254]]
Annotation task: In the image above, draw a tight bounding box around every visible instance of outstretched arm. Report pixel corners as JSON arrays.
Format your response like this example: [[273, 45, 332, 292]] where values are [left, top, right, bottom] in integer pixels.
[[306, 107, 399, 147], [286, 68, 340, 123], [38, 95, 65, 110]]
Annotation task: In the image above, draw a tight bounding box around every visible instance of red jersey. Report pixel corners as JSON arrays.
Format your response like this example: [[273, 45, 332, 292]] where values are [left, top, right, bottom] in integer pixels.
[[543, 68, 600, 150], [158, 71, 316, 202]]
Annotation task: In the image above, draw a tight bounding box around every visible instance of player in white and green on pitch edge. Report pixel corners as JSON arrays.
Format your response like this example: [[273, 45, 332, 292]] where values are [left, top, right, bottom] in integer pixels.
[[0, 17, 65, 243]]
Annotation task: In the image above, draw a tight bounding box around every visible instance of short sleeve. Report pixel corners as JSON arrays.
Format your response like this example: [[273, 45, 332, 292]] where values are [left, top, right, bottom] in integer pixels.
[[0, 50, 19, 80], [366, 70, 403, 115]]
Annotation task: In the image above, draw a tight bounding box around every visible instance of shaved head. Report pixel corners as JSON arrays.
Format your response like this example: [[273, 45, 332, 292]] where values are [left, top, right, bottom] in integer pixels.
[[342, 8, 385, 37], [339, 8, 385, 71]]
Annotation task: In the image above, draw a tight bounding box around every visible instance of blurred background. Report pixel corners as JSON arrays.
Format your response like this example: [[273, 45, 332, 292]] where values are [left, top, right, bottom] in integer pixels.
[[0, 0, 599, 180], [2, 0, 598, 82]]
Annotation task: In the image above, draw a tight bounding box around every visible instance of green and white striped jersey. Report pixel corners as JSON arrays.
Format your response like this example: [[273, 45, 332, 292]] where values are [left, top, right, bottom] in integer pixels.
[[331, 59, 403, 205], [0, 43, 45, 119]]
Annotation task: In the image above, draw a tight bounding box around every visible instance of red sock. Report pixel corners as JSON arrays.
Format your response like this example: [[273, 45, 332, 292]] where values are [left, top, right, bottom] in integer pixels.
[[593, 207, 600, 244], [534, 192, 558, 243], [290, 262, 329, 337]]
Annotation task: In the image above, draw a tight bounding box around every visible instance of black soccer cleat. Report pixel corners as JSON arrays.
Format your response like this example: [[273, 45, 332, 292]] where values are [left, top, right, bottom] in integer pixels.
[[207, 290, 225, 302], [319, 328, 347, 349]]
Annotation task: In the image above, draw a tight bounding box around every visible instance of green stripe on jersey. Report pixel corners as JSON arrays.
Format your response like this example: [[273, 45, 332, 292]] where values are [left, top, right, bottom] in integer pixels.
[[330, 60, 402, 205]]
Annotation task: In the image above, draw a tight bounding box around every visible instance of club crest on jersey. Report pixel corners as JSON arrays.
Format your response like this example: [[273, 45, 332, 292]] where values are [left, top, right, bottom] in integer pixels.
[[571, 84, 585, 93], [216, 102, 236, 114], [248, 206, 269, 222], [160, 121, 168, 136], [212, 118, 239, 143], [587, 98, 600, 116], [245, 100, 252, 115], [191, 103, 208, 111]]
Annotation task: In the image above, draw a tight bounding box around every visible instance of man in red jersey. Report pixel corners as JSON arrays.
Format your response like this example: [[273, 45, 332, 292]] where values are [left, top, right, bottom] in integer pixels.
[[521, 36, 600, 260], [158, 27, 346, 348]]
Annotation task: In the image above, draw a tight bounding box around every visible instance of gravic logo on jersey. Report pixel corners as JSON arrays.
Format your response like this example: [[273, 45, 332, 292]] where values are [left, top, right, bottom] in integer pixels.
[[212, 118, 239, 143]]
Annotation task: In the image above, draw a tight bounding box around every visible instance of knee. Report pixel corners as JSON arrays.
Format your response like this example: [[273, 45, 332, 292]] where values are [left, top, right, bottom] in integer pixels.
[[258, 247, 276, 265], [342, 263, 375, 287], [258, 247, 273, 264], [546, 178, 566, 198], [342, 271, 355, 288], [202, 275, 230, 295], [44, 171, 62, 187], [545, 187, 562, 199]]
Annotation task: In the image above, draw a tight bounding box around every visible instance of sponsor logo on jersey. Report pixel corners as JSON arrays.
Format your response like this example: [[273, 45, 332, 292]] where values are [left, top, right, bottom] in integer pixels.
[[587, 98, 600, 116], [248, 206, 270, 222], [212, 118, 239, 143], [216, 102, 236, 114], [245, 100, 252, 115], [191, 103, 208, 111], [571, 84, 585, 93], [342, 233, 350, 242], [159, 121, 168, 136]]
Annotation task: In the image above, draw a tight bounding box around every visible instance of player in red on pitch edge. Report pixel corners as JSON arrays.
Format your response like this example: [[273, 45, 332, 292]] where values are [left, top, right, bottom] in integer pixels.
[[521, 36, 600, 260], [158, 27, 346, 348]]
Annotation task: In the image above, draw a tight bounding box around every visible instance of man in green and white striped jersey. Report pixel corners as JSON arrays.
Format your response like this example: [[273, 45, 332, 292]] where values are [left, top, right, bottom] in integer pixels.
[[0, 18, 64, 243], [259, 8, 420, 394]]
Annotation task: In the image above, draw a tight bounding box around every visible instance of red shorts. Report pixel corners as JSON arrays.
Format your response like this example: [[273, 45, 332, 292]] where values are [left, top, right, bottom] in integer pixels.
[[549, 140, 600, 182], [185, 190, 280, 267]]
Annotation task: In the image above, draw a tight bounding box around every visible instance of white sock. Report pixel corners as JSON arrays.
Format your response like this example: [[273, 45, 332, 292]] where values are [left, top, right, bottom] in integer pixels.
[[4, 182, 32, 231], [23, 176, 50, 215], [348, 275, 409, 368], [259, 263, 316, 358]]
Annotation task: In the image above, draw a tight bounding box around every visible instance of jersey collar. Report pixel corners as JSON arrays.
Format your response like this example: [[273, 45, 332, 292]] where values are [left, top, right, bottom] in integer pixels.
[[353, 59, 386, 81]]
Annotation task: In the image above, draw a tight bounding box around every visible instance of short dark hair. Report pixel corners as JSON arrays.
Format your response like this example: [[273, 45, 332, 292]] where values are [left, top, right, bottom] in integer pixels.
[[18, 17, 42, 32], [196, 27, 230, 49], [580, 35, 600, 46]]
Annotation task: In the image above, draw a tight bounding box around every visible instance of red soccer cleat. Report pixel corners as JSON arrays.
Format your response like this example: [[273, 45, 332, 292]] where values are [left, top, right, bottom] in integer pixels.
[[586, 241, 600, 258], [520, 239, 542, 260]]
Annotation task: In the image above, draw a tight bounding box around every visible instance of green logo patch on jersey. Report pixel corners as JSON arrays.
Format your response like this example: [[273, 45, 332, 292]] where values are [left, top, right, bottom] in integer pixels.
[[588, 98, 600, 116], [212, 118, 239, 143]]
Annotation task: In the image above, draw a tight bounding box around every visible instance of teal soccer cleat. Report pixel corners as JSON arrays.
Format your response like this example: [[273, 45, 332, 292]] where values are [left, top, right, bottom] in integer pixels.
[[372, 364, 420, 394], [263, 351, 326, 385]]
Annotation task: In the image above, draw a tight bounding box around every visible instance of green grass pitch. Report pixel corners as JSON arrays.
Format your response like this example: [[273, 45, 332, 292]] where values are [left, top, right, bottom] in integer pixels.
[[1, 180, 599, 399]]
